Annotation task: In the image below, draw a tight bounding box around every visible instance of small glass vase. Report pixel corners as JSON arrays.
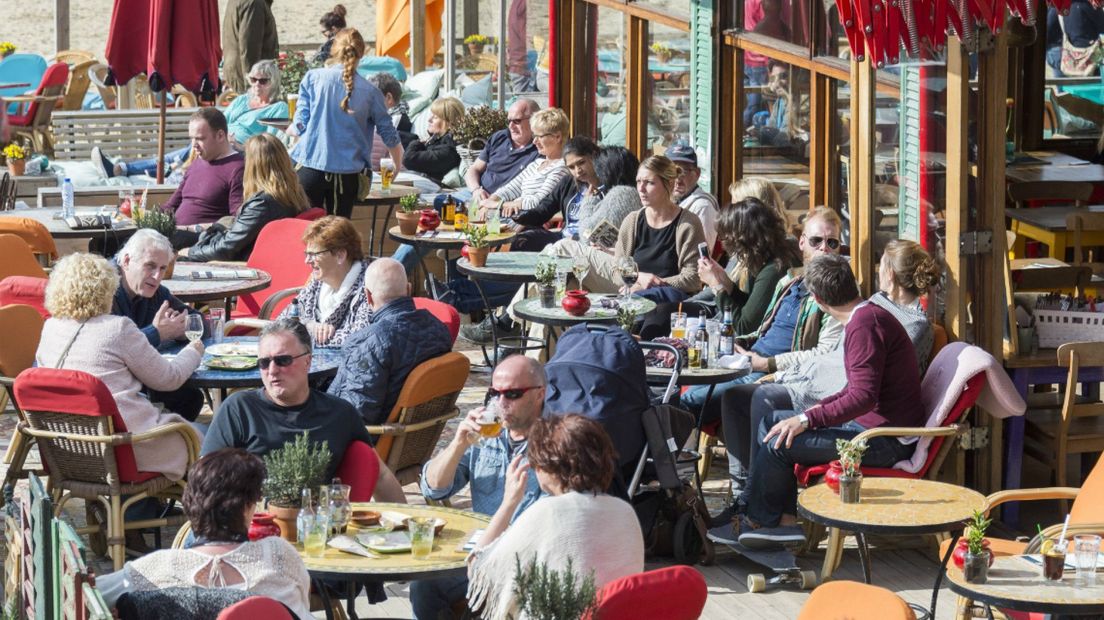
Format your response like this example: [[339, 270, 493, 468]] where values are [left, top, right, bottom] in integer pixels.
[[539, 284, 556, 308], [838, 473, 862, 504], [963, 550, 990, 584]]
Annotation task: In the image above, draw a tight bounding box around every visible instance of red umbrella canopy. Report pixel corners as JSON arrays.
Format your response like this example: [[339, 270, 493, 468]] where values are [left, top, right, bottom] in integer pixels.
[[105, 0, 221, 93]]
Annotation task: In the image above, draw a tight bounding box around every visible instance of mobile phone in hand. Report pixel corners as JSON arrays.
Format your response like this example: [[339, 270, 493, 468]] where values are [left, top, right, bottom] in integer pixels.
[[697, 242, 709, 260]]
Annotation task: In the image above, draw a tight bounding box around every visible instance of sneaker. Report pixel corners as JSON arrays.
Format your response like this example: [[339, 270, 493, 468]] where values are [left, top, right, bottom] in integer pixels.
[[709, 502, 740, 529], [737, 524, 807, 549], [459, 315, 521, 345], [90, 146, 114, 179]]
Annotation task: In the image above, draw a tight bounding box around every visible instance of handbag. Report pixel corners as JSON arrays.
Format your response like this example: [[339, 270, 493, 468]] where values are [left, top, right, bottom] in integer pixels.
[[1059, 16, 1102, 77]]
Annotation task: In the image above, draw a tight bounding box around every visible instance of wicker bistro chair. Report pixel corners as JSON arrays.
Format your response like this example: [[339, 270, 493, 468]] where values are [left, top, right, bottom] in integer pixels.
[[13, 367, 200, 570], [369, 352, 471, 486], [0, 304, 46, 494]]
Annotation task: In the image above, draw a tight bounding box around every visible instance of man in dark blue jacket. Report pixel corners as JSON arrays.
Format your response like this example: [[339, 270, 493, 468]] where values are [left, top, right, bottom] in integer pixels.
[[327, 258, 452, 426], [111, 229, 205, 420]]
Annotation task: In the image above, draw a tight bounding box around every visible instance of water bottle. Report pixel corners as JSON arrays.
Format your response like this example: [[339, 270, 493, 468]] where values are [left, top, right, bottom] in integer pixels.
[[61, 178, 75, 218], [296, 488, 315, 546]]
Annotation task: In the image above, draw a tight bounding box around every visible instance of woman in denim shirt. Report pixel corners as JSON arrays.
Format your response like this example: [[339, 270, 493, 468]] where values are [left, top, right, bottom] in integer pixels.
[[290, 28, 404, 218]]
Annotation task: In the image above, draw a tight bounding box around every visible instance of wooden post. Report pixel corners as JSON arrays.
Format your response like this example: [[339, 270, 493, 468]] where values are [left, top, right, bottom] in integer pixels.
[[945, 42, 969, 344], [55, 0, 70, 54], [850, 56, 875, 294], [497, 0, 507, 110], [411, 0, 427, 74], [156, 94, 167, 184], [444, 0, 456, 92], [810, 73, 835, 209], [462, 0, 480, 40], [625, 16, 649, 159]]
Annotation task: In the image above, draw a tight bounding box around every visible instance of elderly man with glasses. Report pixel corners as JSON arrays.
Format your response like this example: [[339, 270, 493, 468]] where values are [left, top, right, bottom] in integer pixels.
[[200, 317, 405, 501], [464, 99, 542, 202], [412, 354, 546, 620]]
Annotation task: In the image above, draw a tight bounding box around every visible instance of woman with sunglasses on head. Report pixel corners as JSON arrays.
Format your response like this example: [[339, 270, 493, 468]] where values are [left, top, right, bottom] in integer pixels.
[[277, 216, 372, 346], [466, 414, 643, 620], [290, 28, 404, 218], [179, 133, 309, 262], [93, 61, 289, 179]]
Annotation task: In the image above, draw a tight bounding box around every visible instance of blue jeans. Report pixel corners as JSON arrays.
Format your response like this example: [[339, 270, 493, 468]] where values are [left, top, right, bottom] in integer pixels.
[[681, 371, 765, 427], [126, 146, 190, 177], [720, 382, 789, 500], [393, 243, 429, 275], [632, 285, 688, 305], [742, 410, 915, 527], [410, 575, 468, 620]]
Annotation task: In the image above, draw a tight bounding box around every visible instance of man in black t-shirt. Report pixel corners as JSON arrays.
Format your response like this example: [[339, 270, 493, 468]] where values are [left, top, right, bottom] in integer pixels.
[[201, 318, 405, 501]]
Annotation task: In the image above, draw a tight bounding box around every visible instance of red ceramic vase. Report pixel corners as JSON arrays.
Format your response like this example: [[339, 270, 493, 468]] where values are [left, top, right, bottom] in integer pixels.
[[419, 208, 441, 231], [248, 513, 282, 542], [825, 460, 844, 494], [561, 290, 591, 316], [952, 538, 994, 570]]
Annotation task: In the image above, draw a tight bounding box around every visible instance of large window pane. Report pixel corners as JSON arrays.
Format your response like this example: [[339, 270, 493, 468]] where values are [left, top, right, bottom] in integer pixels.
[[741, 61, 811, 213], [596, 6, 629, 146], [1042, 3, 1104, 142], [743, 0, 811, 48], [648, 22, 693, 151]]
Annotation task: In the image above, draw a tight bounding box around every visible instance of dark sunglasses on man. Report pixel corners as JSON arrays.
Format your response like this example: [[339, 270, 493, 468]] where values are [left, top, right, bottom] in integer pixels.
[[483, 385, 541, 405], [258, 351, 310, 370], [806, 235, 841, 250]]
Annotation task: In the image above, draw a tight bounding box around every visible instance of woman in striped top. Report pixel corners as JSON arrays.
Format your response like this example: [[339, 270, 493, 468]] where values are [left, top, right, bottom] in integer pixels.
[[482, 108, 571, 217]]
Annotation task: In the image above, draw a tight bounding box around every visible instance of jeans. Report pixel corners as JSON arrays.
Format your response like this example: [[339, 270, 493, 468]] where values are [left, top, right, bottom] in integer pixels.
[[681, 371, 765, 427], [742, 410, 915, 527], [126, 146, 190, 177], [631, 285, 688, 306], [393, 243, 429, 275], [448, 278, 520, 314], [720, 382, 789, 500], [409, 575, 468, 620]]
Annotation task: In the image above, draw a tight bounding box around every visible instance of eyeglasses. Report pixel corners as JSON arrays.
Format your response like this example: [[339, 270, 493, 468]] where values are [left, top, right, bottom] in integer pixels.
[[533, 133, 556, 140], [806, 236, 842, 250], [304, 249, 331, 260], [507, 116, 531, 125], [249, 76, 271, 85], [258, 351, 310, 370], [485, 386, 541, 401]]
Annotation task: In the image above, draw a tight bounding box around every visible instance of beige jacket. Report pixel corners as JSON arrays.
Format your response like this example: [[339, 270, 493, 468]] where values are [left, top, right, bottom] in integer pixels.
[[614, 207, 704, 293]]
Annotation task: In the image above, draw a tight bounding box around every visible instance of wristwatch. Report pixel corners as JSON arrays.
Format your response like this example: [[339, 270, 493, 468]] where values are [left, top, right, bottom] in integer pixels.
[[797, 413, 809, 429]]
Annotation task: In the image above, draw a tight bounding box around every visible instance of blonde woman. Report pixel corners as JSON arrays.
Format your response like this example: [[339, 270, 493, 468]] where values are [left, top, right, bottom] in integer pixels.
[[729, 176, 789, 230], [290, 27, 404, 218], [403, 97, 466, 182], [182, 134, 309, 262], [483, 108, 572, 217]]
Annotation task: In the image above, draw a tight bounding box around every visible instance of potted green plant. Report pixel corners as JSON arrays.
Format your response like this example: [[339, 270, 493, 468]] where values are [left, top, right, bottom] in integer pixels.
[[396, 194, 421, 235], [650, 41, 673, 63], [513, 556, 598, 620], [452, 106, 509, 165], [835, 438, 867, 504], [276, 50, 310, 95], [962, 510, 993, 584], [463, 224, 491, 267], [2, 143, 27, 177], [262, 431, 332, 543], [464, 33, 492, 55], [534, 257, 558, 308], [617, 305, 638, 331]]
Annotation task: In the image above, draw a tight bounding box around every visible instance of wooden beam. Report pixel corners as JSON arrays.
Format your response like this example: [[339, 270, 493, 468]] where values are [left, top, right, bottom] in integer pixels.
[[55, 0, 70, 53], [462, 0, 480, 38], [719, 45, 741, 200], [411, 0, 427, 74], [625, 16, 649, 158], [582, 0, 690, 31], [944, 42, 969, 344], [811, 73, 834, 209], [1021, 21, 1047, 150], [850, 56, 875, 294]]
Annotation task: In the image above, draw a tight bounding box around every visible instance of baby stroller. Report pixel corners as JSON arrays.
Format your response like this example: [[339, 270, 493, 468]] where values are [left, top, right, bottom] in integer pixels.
[[544, 325, 714, 565]]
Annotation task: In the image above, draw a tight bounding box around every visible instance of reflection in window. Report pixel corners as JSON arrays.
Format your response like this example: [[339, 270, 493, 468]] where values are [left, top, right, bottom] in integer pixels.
[[596, 6, 629, 146], [648, 23, 692, 151], [1042, 0, 1104, 147], [742, 0, 811, 47], [740, 61, 811, 218]]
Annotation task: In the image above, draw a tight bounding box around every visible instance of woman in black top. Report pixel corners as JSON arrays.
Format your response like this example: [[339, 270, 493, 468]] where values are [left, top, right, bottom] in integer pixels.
[[180, 134, 308, 262], [314, 5, 348, 65], [402, 97, 465, 183]]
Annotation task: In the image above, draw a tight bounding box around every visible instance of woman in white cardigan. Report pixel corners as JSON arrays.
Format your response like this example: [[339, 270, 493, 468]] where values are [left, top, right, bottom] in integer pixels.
[[36, 253, 203, 481], [467, 414, 644, 619]]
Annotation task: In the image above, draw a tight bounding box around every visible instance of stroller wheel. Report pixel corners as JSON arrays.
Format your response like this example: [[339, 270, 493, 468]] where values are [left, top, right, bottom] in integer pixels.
[[673, 512, 703, 565]]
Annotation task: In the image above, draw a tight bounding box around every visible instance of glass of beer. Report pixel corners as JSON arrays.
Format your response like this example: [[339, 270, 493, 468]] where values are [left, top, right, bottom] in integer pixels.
[[688, 346, 701, 369], [670, 312, 688, 339], [287, 94, 298, 120], [478, 401, 503, 440], [380, 158, 396, 192], [1042, 538, 1068, 582]]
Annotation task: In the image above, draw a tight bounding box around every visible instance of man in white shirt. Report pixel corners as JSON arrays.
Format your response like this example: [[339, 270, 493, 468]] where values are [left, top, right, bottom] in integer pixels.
[[665, 142, 719, 251]]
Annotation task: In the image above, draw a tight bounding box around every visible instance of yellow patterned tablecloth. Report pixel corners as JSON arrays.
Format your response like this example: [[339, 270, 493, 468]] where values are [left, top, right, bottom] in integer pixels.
[[945, 554, 1104, 615], [799, 478, 986, 533], [299, 503, 490, 578]]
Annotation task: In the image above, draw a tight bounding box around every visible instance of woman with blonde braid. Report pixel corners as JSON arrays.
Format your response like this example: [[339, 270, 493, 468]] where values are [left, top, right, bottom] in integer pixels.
[[290, 28, 404, 218]]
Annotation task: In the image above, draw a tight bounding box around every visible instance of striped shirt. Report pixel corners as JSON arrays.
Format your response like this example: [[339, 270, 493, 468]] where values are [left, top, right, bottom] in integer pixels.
[[492, 158, 570, 212]]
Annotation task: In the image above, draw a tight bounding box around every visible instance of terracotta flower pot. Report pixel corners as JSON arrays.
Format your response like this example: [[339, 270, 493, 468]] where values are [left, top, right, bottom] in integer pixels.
[[7, 159, 26, 177], [249, 513, 282, 541], [269, 504, 301, 543], [468, 43, 485, 55], [396, 210, 420, 236], [467, 246, 489, 267], [561, 290, 591, 316]]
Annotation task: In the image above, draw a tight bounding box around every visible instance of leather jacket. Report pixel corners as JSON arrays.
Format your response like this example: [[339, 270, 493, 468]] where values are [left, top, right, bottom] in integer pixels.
[[187, 192, 297, 262]]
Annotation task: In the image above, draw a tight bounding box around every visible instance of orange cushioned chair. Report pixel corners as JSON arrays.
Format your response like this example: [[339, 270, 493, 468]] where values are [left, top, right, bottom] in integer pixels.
[[0, 234, 47, 280], [0, 217, 57, 263], [413, 296, 460, 344], [797, 581, 917, 620], [0, 275, 48, 318], [586, 566, 707, 620], [0, 304, 46, 492]]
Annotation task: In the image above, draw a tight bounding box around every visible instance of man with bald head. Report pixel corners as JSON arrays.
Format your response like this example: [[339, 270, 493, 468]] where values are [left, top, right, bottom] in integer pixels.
[[327, 258, 453, 425], [464, 99, 542, 200]]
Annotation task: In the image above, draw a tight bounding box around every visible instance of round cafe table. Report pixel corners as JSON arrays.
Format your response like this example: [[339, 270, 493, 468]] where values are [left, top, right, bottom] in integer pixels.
[[388, 225, 515, 300], [300, 502, 491, 620], [945, 554, 1104, 618], [352, 185, 420, 256], [164, 262, 272, 309], [0, 206, 137, 239], [162, 336, 342, 390], [798, 478, 986, 617]]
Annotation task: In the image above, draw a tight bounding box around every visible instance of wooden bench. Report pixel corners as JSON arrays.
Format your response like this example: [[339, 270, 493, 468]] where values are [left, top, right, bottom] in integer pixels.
[[38, 184, 178, 208], [51, 108, 195, 162]]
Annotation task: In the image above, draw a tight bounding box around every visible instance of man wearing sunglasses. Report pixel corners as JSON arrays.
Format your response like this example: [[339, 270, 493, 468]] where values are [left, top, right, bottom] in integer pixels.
[[464, 99, 541, 202], [413, 355, 546, 619], [325, 258, 452, 425], [202, 318, 405, 502]]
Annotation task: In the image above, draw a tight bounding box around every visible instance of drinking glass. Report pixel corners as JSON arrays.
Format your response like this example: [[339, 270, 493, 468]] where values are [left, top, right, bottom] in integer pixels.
[[303, 514, 329, 558], [670, 312, 688, 339], [184, 314, 204, 343], [287, 94, 299, 119], [706, 319, 722, 358], [617, 257, 638, 307], [1074, 534, 1101, 586], [380, 158, 396, 191], [478, 400, 503, 441], [327, 484, 351, 534], [409, 517, 436, 559], [207, 308, 225, 344], [1042, 538, 1068, 582], [572, 255, 589, 288], [554, 267, 568, 301]]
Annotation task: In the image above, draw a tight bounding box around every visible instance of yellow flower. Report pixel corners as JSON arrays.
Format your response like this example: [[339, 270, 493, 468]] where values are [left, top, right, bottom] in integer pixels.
[[2, 144, 27, 161], [0, 42, 15, 55]]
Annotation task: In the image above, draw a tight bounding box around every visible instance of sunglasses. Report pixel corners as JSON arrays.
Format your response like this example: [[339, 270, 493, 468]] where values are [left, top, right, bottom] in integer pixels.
[[258, 351, 310, 370], [507, 116, 531, 125], [485, 386, 541, 402], [249, 76, 271, 85], [806, 236, 841, 250]]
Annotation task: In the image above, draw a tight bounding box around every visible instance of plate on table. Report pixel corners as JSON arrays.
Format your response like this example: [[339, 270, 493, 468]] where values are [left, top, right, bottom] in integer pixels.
[[357, 531, 411, 553], [207, 342, 260, 357], [205, 356, 258, 371]]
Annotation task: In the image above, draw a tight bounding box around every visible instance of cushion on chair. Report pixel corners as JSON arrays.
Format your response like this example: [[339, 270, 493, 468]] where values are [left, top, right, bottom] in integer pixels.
[[1071, 452, 1104, 524], [216, 596, 296, 619], [334, 440, 381, 502], [236, 219, 312, 319], [413, 297, 460, 343], [13, 367, 157, 483], [0, 276, 49, 317], [589, 566, 707, 620], [797, 581, 916, 620]]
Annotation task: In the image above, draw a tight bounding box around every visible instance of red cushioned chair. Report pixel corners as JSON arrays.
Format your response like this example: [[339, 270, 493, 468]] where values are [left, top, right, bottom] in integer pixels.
[[413, 296, 460, 344], [216, 596, 295, 619], [13, 367, 198, 569], [295, 207, 327, 221], [0, 275, 49, 318], [234, 219, 313, 321], [334, 440, 381, 502], [8, 62, 69, 154], [586, 566, 707, 620]]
